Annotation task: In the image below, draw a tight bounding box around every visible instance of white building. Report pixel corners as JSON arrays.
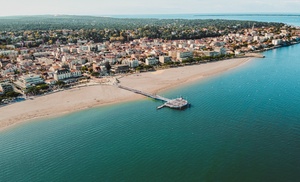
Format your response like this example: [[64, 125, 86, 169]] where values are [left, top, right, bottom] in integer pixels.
[[71, 70, 82, 77], [33, 52, 50, 57], [253, 36, 260, 41], [122, 59, 139, 68], [254, 36, 267, 43], [178, 44, 186, 49], [214, 47, 227, 55], [248, 45, 256, 51], [60, 47, 70, 53], [20, 49, 29, 55], [159, 56, 172, 63], [265, 33, 274, 39], [97, 44, 106, 51], [145, 58, 158, 66], [80, 46, 89, 52], [19, 59, 33, 67], [77, 40, 88, 45], [54, 69, 82, 81], [0, 50, 18, 56], [177, 51, 193, 61], [202, 51, 220, 57], [104, 54, 117, 65], [130, 59, 139, 68], [272, 39, 283, 46], [15, 74, 45, 89]]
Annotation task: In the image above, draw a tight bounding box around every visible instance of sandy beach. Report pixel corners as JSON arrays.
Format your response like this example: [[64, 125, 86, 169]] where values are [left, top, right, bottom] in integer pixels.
[[0, 57, 252, 131]]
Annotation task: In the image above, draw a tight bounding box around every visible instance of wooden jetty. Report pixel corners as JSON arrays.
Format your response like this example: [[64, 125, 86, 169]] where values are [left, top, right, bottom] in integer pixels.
[[118, 85, 189, 110]]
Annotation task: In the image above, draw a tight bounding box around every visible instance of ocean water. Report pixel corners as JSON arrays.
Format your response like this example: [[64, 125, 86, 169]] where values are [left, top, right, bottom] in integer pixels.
[[1, 16, 300, 181]]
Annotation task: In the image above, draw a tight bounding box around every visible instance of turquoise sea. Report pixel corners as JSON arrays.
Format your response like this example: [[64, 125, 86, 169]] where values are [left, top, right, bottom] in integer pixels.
[[1, 15, 300, 181]]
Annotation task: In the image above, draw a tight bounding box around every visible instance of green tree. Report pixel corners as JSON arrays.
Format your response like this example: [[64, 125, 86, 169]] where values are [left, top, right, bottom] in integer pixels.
[[104, 62, 111, 72], [91, 72, 100, 77]]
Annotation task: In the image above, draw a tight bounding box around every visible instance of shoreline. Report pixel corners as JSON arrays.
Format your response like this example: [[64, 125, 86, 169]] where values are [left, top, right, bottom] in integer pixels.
[[0, 57, 253, 131]]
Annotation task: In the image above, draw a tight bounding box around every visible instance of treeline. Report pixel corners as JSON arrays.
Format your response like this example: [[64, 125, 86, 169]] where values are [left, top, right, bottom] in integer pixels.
[[0, 15, 283, 31], [0, 15, 285, 44]]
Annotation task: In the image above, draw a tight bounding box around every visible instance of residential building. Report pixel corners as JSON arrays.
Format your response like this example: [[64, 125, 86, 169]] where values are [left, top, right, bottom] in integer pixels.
[[0, 83, 14, 93], [0, 50, 18, 56], [145, 57, 158, 66], [15, 74, 45, 89], [265, 33, 274, 39], [54, 69, 82, 81], [203, 51, 220, 57], [168, 51, 178, 60], [159, 56, 172, 64], [272, 39, 283, 46], [104, 54, 117, 64], [122, 59, 139, 68], [60, 47, 70, 53], [177, 51, 193, 61], [54, 69, 69, 81], [80, 46, 89, 52], [214, 47, 227, 55]]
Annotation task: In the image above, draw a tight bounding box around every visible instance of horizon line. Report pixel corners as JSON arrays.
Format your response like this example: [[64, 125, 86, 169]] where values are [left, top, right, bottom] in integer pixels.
[[0, 12, 300, 18]]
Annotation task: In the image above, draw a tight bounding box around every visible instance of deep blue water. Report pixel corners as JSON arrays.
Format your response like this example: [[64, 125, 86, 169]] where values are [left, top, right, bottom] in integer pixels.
[[1, 15, 300, 181]]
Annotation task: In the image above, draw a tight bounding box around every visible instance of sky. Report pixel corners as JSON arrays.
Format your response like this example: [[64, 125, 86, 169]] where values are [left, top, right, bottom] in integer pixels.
[[1, 0, 300, 16]]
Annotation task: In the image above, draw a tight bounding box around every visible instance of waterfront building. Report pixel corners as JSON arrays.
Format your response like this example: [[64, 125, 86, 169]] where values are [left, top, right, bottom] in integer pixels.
[[122, 59, 139, 68], [14, 74, 45, 89], [272, 39, 283, 46], [176, 51, 193, 61], [129, 59, 139, 68], [145, 57, 158, 66], [0, 83, 14, 93], [71, 69, 82, 78], [203, 51, 220, 57], [159, 56, 172, 64], [214, 47, 227, 55], [54, 70, 68, 81], [54, 69, 82, 81]]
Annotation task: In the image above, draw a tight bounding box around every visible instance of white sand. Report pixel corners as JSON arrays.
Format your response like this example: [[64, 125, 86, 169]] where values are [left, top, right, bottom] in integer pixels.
[[0, 57, 251, 131]]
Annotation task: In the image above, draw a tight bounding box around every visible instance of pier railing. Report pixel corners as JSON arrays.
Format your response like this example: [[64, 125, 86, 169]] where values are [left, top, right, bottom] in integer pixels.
[[118, 85, 170, 102]]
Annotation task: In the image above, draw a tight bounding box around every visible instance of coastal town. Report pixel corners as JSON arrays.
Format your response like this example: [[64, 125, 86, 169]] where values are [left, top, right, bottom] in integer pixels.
[[1, 23, 300, 105], [2, 0, 300, 179]]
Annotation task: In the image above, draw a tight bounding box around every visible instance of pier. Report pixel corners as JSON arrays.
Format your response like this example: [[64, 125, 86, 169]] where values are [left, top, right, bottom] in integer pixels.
[[118, 85, 189, 110]]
